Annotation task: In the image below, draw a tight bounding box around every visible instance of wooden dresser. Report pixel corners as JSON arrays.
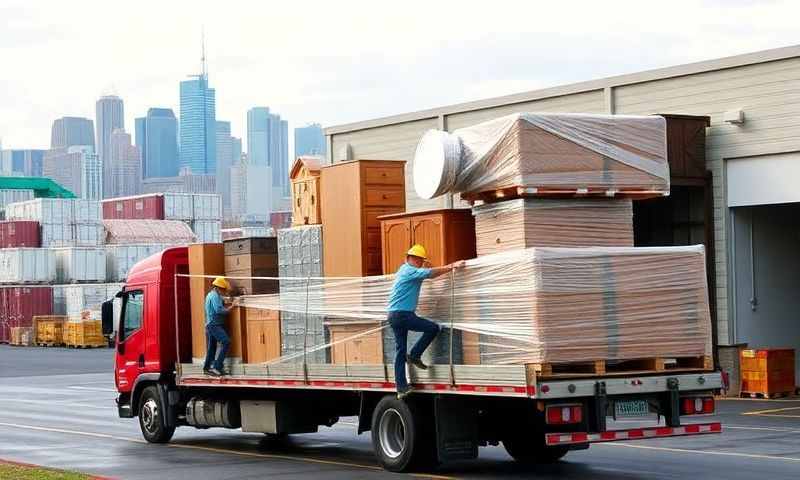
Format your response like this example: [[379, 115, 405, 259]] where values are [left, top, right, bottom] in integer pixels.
[[320, 159, 406, 277]]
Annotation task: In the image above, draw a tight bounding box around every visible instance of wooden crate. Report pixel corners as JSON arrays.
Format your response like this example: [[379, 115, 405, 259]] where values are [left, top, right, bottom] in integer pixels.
[[34, 315, 67, 345], [740, 348, 796, 398], [379, 208, 476, 274], [188, 243, 225, 361], [321, 160, 406, 277], [10, 327, 34, 346], [290, 156, 323, 226], [65, 321, 106, 348]]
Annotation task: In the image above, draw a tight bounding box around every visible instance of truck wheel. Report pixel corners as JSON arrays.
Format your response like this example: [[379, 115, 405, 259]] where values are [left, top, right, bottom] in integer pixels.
[[503, 437, 569, 464], [371, 396, 436, 472], [139, 386, 175, 443]]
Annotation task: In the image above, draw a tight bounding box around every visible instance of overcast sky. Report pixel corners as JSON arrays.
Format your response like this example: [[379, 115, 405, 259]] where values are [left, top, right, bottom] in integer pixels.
[[1, 0, 798, 151]]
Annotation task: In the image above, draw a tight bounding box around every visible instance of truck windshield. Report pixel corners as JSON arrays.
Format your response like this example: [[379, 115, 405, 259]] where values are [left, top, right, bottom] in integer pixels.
[[121, 290, 144, 341]]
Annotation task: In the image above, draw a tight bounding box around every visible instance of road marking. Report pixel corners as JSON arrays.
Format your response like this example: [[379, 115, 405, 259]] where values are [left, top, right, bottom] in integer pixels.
[[742, 406, 800, 416], [718, 397, 800, 403], [599, 442, 800, 462], [726, 425, 800, 434], [0, 421, 456, 479]]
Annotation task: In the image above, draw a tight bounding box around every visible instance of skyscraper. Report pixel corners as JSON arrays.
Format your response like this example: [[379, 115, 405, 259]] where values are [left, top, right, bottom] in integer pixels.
[[179, 75, 216, 174], [109, 129, 141, 197], [247, 107, 290, 204], [95, 95, 125, 198], [294, 123, 326, 158], [215, 121, 233, 211], [135, 108, 179, 179], [50, 117, 94, 149], [0, 149, 45, 176], [43, 146, 102, 199]]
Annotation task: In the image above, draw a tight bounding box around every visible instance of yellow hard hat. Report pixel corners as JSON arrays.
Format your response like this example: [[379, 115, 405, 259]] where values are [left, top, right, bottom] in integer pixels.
[[406, 244, 427, 259], [212, 276, 231, 290]]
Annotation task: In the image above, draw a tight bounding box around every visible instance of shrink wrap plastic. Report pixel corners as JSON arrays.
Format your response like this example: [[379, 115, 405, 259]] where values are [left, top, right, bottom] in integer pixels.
[[473, 198, 634, 255], [104, 219, 196, 244], [413, 113, 669, 200], [233, 245, 712, 365]]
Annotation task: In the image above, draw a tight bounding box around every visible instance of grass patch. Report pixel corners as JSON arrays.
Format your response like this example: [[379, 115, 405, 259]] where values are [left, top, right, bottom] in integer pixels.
[[0, 462, 93, 479]]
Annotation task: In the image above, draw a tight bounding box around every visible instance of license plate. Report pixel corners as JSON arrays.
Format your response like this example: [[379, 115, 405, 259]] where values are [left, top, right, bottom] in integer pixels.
[[614, 399, 649, 418]]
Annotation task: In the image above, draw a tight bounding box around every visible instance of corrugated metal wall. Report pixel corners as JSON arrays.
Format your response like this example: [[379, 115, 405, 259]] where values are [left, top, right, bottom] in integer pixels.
[[329, 55, 800, 344]]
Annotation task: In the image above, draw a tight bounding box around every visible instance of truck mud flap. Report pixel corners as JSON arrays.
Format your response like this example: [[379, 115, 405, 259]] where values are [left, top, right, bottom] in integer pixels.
[[434, 396, 478, 462]]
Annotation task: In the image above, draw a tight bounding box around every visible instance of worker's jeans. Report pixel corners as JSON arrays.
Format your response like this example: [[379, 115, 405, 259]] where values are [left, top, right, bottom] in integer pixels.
[[388, 311, 441, 391], [203, 324, 230, 371]]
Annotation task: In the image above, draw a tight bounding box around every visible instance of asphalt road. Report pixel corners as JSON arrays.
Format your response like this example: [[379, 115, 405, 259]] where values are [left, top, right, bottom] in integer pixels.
[[1, 345, 799, 479]]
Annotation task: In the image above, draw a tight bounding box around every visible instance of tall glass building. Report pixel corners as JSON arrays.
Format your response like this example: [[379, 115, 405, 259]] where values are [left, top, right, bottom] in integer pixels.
[[179, 75, 216, 174], [135, 108, 179, 179], [50, 117, 95, 149], [294, 123, 326, 158], [247, 106, 290, 200], [95, 95, 125, 197], [0, 149, 45, 176]]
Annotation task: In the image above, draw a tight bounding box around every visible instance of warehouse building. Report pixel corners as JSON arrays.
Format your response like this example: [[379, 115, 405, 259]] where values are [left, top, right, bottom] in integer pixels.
[[325, 44, 800, 376]]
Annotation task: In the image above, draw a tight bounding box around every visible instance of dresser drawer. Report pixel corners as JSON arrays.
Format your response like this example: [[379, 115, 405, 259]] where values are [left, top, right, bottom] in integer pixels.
[[364, 207, 399, 229], [365, 187, 405, 207], [364, 166, 404, 185]]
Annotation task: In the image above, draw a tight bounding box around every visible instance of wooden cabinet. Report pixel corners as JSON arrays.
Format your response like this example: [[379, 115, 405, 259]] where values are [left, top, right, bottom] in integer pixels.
[[321, 160, 406, 277], [290, 157, 322, 226], [223, 237, 279, 295], [328, 322, 383, 364], [245, 308, 281, 363], [740, 348, 796, 397], [378, 209, 476, 274], [188, 243, 224, 362]]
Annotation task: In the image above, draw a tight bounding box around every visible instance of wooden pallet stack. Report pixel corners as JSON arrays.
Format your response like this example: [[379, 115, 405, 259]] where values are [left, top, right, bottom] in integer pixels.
[[65, 319, 106, 348], [740, 348, 797, 398], [34, 315, 67, 346], [10, 326, 34, 346]]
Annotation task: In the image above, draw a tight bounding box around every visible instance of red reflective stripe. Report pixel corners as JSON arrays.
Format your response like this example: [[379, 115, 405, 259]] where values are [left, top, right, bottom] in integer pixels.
[[685, 424, 700, 434], [628, 429, 644, 438], [571, 433, 588, 443], [656, 427, 673, 436], [709, 423, 722, 432], [600, 431, 616, 440]]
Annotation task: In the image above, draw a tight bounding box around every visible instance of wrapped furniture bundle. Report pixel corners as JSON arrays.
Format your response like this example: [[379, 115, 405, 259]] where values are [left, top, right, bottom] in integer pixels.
[[238, 245, 712, 366], [473, 198, 634, 255], [413, 113, 669, 200]]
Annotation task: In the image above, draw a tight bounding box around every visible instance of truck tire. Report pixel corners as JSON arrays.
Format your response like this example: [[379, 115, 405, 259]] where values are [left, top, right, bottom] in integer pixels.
[[503, 437, 569, 464], [371, 396, 437, 472], [138, 385, 175, 443]]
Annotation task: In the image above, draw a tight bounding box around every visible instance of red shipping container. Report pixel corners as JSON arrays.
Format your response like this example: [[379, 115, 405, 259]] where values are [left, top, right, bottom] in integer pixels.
[[269, 211, 292, 229], [0, 286, 53, 343], [0, 221, 40, 248], [102, 194, 165, 220]]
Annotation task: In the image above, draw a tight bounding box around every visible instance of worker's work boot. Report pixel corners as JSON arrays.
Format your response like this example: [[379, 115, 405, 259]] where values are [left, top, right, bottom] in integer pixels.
[[207, 367, 223, 377], [406, 355, 428, 370], [397, 386, 413, 400]]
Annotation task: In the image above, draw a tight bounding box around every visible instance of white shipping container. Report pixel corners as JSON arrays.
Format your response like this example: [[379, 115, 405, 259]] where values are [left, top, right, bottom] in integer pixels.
[[0, 190, 34, 212], [192, 194, 222, 220], [164, 193, 194, 220], [73, 200, 102, 223], [64, 283, 123, 321], [52, 285, 66, 315], [41, 223, 75, 247], [0, 248, 56, 283], [192, 220, 222, 243], [241, 226, 270, 237], [5, 198, 74, 224], [74, 223, 104, 246], [105, 244, 168, 282], [53, 247, 107, 283]]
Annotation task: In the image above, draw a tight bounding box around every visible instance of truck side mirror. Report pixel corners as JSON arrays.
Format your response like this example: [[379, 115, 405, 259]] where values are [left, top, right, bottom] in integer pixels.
[[102, 299, 114, 336]]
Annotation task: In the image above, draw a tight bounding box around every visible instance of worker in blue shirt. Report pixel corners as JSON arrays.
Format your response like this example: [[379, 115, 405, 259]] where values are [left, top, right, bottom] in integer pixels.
[[388, 244, 466, 399], [204, 277, 232, 377]]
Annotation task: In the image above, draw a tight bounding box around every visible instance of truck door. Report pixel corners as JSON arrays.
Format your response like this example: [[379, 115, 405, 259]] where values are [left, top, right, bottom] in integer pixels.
[[116, 288, 146, 393]]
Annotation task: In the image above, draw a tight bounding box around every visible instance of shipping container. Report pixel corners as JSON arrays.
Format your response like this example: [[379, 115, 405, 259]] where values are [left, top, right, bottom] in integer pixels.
[[105, 244, 170, 282], [53, 247, 107, 283], [74, 223, 104, 246], [192, 220, 222, 243], [0, 286, 53, 343], [0, 248, 56, 283], [192, 194, 222, 220], [102, 194, 165, 220], [269, 211, 292, 229], [41, 223, 75, 247], [73, 200, 102, 223], [0, 221, 40, 248], [164, 193, 194, 220], [5, 198, 74, 224], [0, 189, 34, 213], [103, 219, 196, 244], [63, 283, 123, 321]]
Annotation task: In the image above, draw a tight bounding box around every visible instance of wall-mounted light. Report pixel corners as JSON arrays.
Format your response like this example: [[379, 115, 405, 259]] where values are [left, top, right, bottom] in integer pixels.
[[723, 109, 745, 125]]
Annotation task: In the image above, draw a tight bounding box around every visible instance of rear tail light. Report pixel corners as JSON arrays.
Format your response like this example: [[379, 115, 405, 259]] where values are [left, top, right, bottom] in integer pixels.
[[546, 404, 583, 425], [680, 396, 714, 415]]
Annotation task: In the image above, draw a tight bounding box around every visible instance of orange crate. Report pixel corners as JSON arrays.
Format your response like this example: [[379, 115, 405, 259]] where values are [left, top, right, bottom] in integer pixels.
[[740, 348, 795, 397]]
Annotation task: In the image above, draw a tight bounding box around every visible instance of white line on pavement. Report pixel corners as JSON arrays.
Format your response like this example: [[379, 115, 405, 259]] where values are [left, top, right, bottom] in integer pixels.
[[726, 425, 800, 434], [599, 442, 800, 462]]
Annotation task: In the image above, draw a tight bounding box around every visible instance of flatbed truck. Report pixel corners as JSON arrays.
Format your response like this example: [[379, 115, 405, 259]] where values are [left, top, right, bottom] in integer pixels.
[[106, 247, 722, 472]]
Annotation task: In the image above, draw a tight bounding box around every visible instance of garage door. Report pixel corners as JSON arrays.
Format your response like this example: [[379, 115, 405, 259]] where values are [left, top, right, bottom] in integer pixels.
[[727, 152, 800, 207]]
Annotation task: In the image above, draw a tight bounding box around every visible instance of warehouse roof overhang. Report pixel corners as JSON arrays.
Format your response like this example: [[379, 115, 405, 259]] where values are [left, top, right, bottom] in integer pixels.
[[325, 44, 800, 135]]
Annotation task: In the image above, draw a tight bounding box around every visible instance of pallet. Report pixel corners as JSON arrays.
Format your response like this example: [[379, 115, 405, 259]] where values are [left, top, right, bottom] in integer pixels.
[[66, 344, 107, 349], [461, 185, 668, 204], [37, 342, 65, 347], [532, 356, 712, 379]]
